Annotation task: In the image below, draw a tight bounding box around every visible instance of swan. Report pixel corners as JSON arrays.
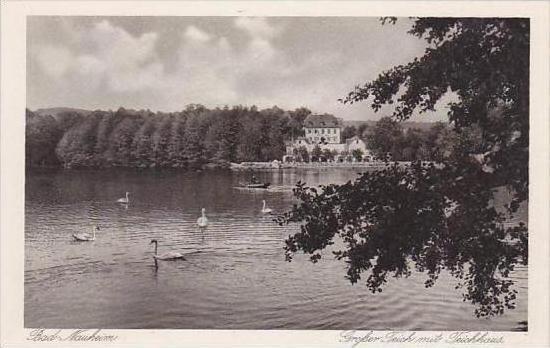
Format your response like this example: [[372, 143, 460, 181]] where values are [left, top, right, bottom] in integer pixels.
[[117, 192, 130, 204], [150, 239, 186, 260], [197, 208, 208, 228], [261, 200, 273, 214], [73, 225, 100, 241]]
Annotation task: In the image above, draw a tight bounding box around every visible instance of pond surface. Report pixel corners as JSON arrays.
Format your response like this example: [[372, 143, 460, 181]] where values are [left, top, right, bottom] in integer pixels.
[[25, 168, 527, 330]]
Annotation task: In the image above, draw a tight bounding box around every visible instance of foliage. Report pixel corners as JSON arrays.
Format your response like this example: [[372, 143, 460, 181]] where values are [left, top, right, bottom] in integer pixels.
[[288, 107, 311, 139], [311, 145, 323, 162], [351, 149, 364, 161], [280, 17, 529, 317], [341, 125, 357, 141], [343, 17, 529, 203], [26, 109, 62, 166], [26, 105, 312, 169], [296, 146, 310, 162], [322, 148, 335, 162], [365, 117, 404, 160], [28, 103, 477, 169]]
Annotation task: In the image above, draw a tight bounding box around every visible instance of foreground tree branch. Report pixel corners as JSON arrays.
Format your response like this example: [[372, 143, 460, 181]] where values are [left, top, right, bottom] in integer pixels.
[[279, 18, 529, 317]]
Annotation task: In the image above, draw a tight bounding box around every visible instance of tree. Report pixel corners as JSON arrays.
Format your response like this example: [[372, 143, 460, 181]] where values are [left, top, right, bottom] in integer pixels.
[[311, 145, 323, 162], [341, 125, 357, 141], [351, 148, 364, 162], [25, 109, 62, 167], [358, 123, 369, 137], [366, 117, 404, 160], [151, 113, 173, 167], [55, 112, 101, 168], [279, 18, 529, 317], [181, 112, 206, 169], [132, 114, 157, 168], [166, 112, 187, 167], [237, 111, 263, 162], [108, 112, 143, 167], [288, 107, 311, 139], [94, 111, 116, 166], [339, 149, 350, 162], [296, 146, 309, 162], [322, 148, 335, 162], [260, 107, 286, 161]]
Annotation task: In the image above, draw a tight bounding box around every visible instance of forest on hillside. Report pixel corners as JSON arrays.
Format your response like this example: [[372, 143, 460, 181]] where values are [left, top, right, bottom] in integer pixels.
[[26, 105, 309, 169], [26, 104, 483, 169]]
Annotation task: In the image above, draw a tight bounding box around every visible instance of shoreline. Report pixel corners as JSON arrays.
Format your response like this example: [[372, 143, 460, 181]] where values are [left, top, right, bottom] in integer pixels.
[[229, 161, 413, 171], [26, 161, 417, 172]]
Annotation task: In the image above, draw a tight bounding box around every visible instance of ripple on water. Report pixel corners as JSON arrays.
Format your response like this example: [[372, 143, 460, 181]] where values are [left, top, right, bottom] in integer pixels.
[[25, 169, 527, 329]]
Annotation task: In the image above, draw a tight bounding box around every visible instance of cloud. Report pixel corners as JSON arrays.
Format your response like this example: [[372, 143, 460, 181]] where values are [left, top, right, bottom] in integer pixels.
[[85, 20, 162, 92], [234, 17, 278, 39], [162, 17, 290, 108], [234, 17, 279, 62], [31, 17, 342, 113], [247, 37, 276, 62], [35, 45, 74, 77], [89, 20, 158, 65], [33, 19, 165, 95], [33, 17, 420, 120], [184, 25, 212, 42], [109, 62, 165, 93]]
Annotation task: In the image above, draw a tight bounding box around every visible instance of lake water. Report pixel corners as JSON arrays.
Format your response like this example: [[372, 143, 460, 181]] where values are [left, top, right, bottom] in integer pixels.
[[25, 168, 527, 330]]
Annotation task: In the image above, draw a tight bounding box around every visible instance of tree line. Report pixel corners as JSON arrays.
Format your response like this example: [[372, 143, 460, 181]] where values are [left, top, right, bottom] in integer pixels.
[[26, 104, 481, 169], [26, 105, 311, 169], [342, 117, 484, 162]]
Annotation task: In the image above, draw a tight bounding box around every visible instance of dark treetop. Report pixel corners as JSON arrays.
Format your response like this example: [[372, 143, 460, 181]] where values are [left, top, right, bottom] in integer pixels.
[[27, 105, 467, 168], [278, 17, 529, 317], [26, 105, 312, 169]]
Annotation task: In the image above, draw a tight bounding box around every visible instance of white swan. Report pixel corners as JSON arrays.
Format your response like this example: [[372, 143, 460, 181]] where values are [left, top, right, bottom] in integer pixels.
[[197, 208, 208, 228], [117, 192, 130, 204], [150, 239, 186, 260], [73, 225, 100, 241], [261, 200, 273, 214]]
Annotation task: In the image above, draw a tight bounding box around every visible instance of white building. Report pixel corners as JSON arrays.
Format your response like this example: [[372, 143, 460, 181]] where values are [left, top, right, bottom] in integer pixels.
[[303, 114, 342, 144], [346, 135, 366, 152], [284, 115, 372, 162]]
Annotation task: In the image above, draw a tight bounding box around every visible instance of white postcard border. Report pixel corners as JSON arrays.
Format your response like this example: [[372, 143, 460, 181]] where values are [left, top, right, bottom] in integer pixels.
[[1, 1, 548, 347]]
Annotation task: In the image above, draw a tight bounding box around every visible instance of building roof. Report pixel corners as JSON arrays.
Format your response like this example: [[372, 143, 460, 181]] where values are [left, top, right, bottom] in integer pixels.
[[345, 135, 365, 145], [303, 114, 342, 128], [286, 137, 310, 146]]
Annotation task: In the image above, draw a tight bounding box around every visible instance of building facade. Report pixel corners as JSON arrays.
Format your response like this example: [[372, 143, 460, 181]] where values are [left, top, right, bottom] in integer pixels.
[[303, 114, 342, 144], [284, 114, 373, 162]]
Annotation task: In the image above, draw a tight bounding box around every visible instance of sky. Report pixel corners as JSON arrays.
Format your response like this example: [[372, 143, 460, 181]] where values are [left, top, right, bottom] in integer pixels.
[[27, 16, 449, 121]]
